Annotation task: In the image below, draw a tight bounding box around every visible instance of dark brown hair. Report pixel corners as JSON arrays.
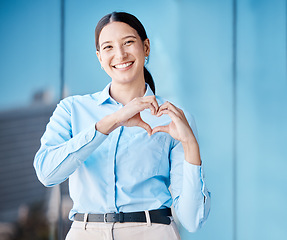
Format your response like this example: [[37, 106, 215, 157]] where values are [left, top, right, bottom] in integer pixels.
[[95, 12, 155, 94]]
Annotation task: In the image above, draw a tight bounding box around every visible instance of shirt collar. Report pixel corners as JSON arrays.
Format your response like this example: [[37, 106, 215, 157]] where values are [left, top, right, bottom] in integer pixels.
[[96, 82, 154, 106], [96, 82, 112, 105]]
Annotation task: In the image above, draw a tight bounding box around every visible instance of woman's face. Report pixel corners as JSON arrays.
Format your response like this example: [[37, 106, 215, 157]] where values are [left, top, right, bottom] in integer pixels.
[[96, 21, 150, 85]]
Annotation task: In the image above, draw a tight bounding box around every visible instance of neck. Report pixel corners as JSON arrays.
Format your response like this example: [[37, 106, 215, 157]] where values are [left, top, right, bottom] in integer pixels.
[[109, 79, 146, 105]]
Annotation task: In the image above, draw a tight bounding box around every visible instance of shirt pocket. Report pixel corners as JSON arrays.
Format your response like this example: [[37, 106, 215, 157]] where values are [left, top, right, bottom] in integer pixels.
[[120, 130, 167, 176]]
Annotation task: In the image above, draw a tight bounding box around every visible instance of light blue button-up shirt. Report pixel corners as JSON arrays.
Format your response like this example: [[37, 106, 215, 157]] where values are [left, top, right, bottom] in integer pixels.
[[34, 83, 210, 232]]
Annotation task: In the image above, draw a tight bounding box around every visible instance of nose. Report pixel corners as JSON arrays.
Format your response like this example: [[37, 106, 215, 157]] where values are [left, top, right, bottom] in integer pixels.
[[115, 46, 127, 61]]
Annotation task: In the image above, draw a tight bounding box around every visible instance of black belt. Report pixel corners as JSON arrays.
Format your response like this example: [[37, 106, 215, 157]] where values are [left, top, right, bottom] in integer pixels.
[[74, 208, 172, 225]]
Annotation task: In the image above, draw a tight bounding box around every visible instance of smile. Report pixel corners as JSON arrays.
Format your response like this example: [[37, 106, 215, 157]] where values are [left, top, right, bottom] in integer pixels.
[[113, 61, 134, 69]]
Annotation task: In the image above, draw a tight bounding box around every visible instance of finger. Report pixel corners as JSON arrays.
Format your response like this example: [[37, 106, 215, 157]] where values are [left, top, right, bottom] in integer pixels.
[[150, 96, 159, 114], [142, 102, 156, 115], [152, 125, 169, 135], [156, 109, 178, 122], [142, 96, 159, 115], [137, 120, 152, 136], [157, 101, 181, 117], [148, 103, 157, 115]]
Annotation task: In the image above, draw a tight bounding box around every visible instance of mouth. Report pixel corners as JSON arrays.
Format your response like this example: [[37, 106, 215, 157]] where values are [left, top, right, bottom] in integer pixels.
[[113, 61, 134, 70]]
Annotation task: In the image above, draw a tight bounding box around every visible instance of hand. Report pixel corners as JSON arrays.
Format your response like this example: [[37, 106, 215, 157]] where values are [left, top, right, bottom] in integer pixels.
[[151, 101, 197, 145], [96, 95, 159, 135], [151, 101, 201, 165], [117, 96, 159, 136]]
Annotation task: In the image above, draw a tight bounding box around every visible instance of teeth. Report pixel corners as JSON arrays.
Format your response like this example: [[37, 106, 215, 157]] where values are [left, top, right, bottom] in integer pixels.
[[114, 62, 133, 69]]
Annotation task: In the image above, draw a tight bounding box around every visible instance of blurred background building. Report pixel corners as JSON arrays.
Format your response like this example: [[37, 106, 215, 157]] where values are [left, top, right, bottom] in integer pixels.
[[0, 0, 286, 239]]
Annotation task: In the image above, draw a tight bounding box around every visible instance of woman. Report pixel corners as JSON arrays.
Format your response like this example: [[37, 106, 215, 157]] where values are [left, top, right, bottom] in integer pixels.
[[34, 12, 210, 240]]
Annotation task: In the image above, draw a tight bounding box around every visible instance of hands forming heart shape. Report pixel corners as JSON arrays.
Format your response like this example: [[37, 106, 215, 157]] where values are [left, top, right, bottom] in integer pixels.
[[115, 96, 196, 145], [95, 95, 201, 165]]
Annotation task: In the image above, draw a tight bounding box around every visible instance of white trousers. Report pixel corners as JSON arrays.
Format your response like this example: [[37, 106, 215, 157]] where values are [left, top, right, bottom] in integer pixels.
[[65, 218, 181, 240]]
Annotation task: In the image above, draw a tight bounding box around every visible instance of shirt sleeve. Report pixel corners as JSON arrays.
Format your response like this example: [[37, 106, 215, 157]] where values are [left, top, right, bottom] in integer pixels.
[[33, 96, 108, 187], [169, 113, 211, 232]]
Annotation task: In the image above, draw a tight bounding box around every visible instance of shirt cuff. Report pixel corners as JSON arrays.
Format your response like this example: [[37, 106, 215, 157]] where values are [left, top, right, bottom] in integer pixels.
[[183, 161, 209, 201]]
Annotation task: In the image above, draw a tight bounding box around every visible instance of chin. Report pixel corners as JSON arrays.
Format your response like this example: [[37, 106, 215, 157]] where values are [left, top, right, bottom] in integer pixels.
[[113, 78, 137, 85], [111, 73, 140, 85]]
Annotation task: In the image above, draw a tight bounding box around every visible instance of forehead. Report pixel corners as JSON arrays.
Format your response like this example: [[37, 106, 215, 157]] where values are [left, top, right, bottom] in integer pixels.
[[99, 21, 139, 43]]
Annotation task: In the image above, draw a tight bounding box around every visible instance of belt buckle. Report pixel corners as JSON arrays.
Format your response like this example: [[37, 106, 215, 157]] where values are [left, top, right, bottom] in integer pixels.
[[104, 213, 108, 223], [104, 212, 117, 223]]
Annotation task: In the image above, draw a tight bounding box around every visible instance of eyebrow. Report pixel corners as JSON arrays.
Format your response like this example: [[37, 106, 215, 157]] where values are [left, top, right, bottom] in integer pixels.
[[100, 35, 137, 48], [122, 35, 137, 40], [100, 41, 112, 48]]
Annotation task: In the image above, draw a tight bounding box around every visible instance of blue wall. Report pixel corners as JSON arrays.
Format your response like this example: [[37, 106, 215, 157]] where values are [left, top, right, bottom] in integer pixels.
[[0, 0, 286, 239]]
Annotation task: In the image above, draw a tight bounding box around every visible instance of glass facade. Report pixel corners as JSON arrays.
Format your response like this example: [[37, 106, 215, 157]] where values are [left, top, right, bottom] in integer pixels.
[[0, 0, 286, 239]]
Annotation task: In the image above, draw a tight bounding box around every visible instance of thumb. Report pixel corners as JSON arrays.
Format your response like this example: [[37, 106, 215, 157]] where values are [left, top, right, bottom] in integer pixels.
[[137, 120, 152, 136], [152, 125, 169, 135]]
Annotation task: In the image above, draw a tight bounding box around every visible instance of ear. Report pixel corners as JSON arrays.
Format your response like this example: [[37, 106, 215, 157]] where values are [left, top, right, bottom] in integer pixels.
[[143, 38, 150, 57], [96, 50, 102, 63]]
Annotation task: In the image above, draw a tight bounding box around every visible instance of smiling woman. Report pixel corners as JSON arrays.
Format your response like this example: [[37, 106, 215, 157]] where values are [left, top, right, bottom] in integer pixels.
[[96, 21, 149, 98], [33, 11, 211, 240], [95, 12, 155, 98]]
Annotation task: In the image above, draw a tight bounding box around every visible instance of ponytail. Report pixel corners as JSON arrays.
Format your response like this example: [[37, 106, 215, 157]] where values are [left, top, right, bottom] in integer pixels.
[[144, 67, 155, 95]]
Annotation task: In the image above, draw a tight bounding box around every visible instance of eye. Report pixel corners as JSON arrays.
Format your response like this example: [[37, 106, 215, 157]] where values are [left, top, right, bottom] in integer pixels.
[[103, 45, 112, 50], [124, 40, 134, 46]]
